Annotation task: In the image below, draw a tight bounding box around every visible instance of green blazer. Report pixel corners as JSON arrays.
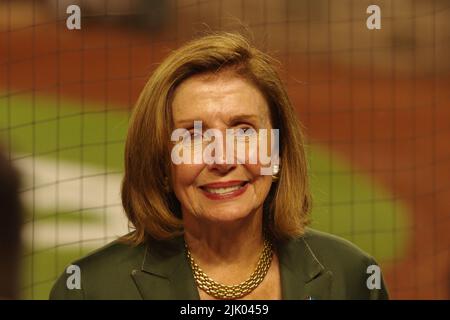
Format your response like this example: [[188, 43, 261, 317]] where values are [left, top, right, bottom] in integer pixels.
[[49, 228, 389, 300]]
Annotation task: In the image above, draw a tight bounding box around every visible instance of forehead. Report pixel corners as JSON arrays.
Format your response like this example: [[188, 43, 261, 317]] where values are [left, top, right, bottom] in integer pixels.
[[171, 72, 271, 127]]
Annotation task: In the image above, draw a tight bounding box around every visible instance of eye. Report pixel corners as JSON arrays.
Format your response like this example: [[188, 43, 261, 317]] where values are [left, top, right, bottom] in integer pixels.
[[236, 127, 256, 135], [188, 130, 202, 139], [234, 126, 250, 133], [234, 127, 257, 143], [177, 130, 202, 147]]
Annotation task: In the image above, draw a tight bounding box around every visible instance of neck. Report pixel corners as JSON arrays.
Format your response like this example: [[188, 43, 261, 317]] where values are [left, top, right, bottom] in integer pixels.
[[182, 208, 265, 267]]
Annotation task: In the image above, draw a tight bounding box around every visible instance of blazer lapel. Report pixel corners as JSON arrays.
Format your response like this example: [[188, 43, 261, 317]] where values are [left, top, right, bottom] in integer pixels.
[[131, 233, 332, 300], [131, 236, 200, 300], [278, 236, 333, 300]]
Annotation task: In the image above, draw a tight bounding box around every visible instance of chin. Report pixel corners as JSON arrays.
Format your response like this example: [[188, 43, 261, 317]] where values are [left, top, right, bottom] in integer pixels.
[[202, 206, 254, 223]]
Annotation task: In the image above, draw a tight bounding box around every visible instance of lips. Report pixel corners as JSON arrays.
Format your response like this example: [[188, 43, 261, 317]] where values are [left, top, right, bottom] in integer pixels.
[[199, 180, 249, 200]]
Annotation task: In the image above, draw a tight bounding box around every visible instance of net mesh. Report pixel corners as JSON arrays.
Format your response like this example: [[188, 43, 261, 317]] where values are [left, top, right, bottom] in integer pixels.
[[0, 0, 448, 299]]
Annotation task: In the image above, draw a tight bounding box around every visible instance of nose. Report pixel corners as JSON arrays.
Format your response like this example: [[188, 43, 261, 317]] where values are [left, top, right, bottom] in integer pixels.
[[206, 146, 236, 174], [203, 128, 239, 174], [207, 161, 237, 175]]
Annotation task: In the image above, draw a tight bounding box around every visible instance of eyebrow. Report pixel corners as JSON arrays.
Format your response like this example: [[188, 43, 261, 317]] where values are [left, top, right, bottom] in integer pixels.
[[174, 114, 261, 128]]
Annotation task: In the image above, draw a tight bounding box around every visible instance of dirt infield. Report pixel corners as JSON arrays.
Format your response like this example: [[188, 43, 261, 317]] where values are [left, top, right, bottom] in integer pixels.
[[1, 22, 449, 299]]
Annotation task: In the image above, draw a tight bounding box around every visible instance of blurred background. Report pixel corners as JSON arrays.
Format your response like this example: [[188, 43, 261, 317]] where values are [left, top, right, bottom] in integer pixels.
[[0, 0, 449, 299]]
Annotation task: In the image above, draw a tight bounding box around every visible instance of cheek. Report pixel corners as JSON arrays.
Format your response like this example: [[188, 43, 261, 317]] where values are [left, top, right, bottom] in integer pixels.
[[245, 163, 262, 177], [171, 164, 204, 189], [245, 164, 273, 192]]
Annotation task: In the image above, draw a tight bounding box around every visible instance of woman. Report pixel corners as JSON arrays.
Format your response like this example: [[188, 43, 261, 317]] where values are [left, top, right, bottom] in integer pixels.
[[50, 32, 389, 300]]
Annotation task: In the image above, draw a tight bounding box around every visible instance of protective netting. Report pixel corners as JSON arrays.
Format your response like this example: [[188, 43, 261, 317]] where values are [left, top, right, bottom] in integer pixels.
[[0, 0, 448, 299]]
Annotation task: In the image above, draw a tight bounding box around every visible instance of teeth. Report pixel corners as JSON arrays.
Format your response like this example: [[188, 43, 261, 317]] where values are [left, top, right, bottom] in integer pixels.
[[204, 185, 243, 194]]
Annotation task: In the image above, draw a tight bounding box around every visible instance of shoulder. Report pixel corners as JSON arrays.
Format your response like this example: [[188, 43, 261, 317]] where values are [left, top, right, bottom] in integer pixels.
[[299, 228, 389, 299], [71, 238, 146, 270], [49, 237, 146, 300], [302, 227, 374, 266]]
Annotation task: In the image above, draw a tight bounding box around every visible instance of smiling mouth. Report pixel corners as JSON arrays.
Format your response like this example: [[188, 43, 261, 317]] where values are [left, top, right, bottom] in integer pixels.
[[199, 181, 249, 196]]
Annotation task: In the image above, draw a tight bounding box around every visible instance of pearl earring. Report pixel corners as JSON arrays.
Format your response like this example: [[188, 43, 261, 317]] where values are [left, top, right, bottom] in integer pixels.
[[272, 164, 280, 182]]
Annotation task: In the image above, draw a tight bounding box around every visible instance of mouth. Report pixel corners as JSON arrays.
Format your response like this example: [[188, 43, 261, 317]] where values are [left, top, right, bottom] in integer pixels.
[[199, 180, 249, 199]]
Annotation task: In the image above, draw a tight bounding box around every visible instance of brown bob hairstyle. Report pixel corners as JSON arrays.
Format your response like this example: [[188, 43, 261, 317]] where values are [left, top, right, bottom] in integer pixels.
[[121, 32, 311, 244]]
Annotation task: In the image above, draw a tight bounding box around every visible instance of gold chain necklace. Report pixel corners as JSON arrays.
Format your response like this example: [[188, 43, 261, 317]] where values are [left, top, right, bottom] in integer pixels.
[[185, 239, 273, 300]]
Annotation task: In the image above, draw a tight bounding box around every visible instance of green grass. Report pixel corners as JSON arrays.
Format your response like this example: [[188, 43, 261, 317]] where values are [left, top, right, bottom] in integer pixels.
[[21, 242, 106, 300], [1, 92, 411, 299], [27, 208, 103, 224], [0, 92, 129, 169], [308, 145, 410, 261]]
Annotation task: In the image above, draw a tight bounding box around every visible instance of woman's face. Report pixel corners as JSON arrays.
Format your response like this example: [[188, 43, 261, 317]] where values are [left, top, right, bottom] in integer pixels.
[[170, 71, 274, 224]]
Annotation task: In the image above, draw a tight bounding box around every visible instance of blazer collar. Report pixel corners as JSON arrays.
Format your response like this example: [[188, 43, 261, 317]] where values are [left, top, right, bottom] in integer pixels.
[[131, 236, 200, 300], [277, 234, 333, 300], [131, 232, 332, 300]]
